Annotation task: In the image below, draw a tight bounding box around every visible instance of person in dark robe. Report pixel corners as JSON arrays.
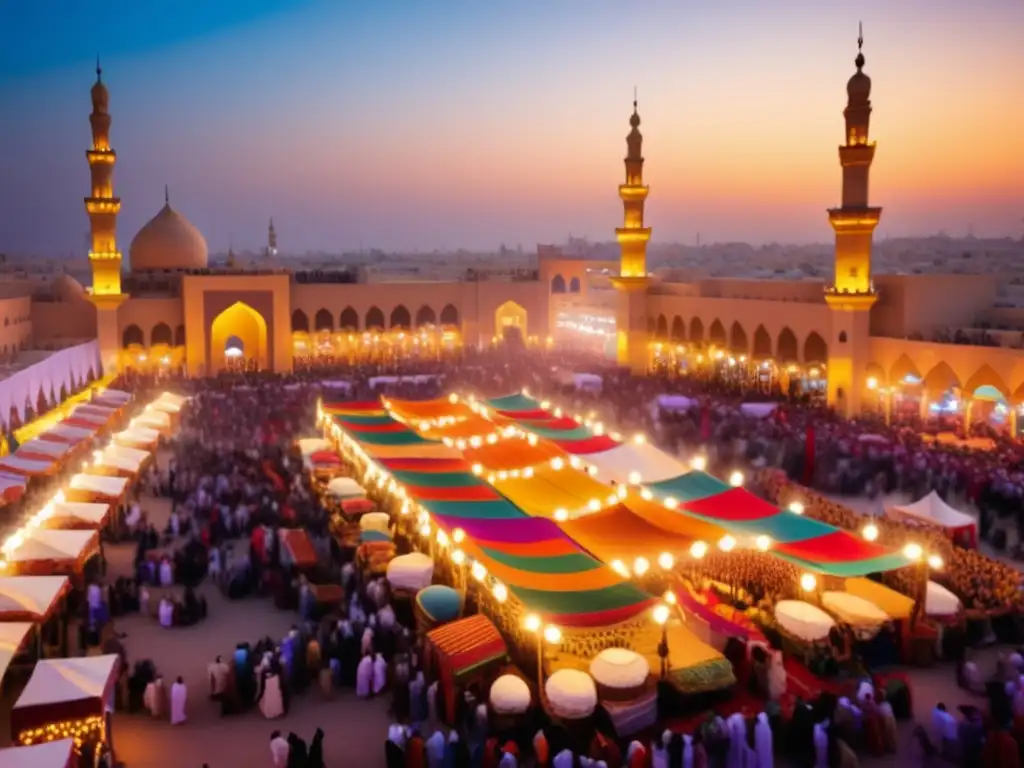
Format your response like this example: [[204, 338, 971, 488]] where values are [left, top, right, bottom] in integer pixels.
[[386, 737, 406, 768], [959, 705, 985, 768], [405, 728, 426, 768], [341, 624, 360, 687], [981, 727, 1021, 768], [286, 731, 308, 768], [668, 730, 684, 768], [307, 728, 325, 768], [787, 702, 815, 767]]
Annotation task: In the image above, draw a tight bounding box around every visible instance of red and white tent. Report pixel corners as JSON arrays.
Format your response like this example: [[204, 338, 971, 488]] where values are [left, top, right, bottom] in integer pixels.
[[888, 491, 978, 549], [11, 654, 119, 739]]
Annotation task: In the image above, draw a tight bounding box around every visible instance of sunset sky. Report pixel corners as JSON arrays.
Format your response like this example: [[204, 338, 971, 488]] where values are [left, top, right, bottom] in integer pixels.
[[1, 0, 1021, 255]]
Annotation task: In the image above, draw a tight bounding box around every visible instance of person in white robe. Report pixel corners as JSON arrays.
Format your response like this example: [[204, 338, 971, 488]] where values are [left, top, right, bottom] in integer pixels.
[[260, 672, 285, 719], [813, 721, 829, 768], [379, 604, 396, 631], [140, 585, 150, 616], [208, 547, 221, 581], [427, 680, 439, 723], [755, 712, 773, 768], [269, 731, 290, 768], [552, 748, 575, 768], [170, 676, 187, 725], [767, 650, 787, 700], [426, 730, 446, 768], [856, 679, 874, 705], [498, 750, 518, 768], [158, 597, 174, 628], [726, 713, 746, 768], [362, 627, 375, 657], [683, 734, 694, 768], [143, 675, 165, 718], [356, 654, 374, 698], [373, 653, 388, 695], [651, 730, 670, 768], [159, 558, 174, 587]]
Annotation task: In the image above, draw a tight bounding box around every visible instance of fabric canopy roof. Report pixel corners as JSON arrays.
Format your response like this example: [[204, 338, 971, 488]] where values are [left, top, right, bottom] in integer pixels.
[[426, 614, 507, 678], [0, 623, 32, 684], [335, 404, 657, 628], [280, 529, 317, 568], [583, 442, 687, 485], [12, 654, 119, 735], [6, 529, 97, 564], [775, 600, 835, 642], [47, 501, 110, 528], [0, 455, 55, 477], [113, 427, 160, 449], [0, 739, 75, 768], [69, 473, 128, 500], [889, 492, 977, 531], [0, 474, 26, 504], [560, 503, 693, 563], [95, 445, 147, 474], [297, 438, 331, 456], [15, 440, 70, 461], [0, 576, 69, 621], [493, 464, 613, 519], [40, 423, 95, 444], [843, 577, 914, 620]]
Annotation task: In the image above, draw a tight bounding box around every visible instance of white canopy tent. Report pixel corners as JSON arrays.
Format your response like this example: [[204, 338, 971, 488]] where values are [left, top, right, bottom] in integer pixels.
[[134, 410, 171, 431], [154, 392, 186, 408], [653, 394, 696, 413], [112, 427, 160, 450], [97, 388, 132, 404], [926, 580, 962, 617], [4, 529, 97, 566], [95, 445, 149, 475], [739, 402, 779, 419], [0, 623, 33, 684], [14, 440, 70, 461], [47, 501, 111, 528], [889, 491, 978, 548], [0, 739, 75, 768], [585, 443, 688, 485], [12, 655, 119, 740], [775, 600, 835, 642], [0, 576, 70, 621], [821, 591, 889, 637], [0, 455, 55, 476], [327, 477, 366, 499], [69, 473, 128, 501], [297, 438, 331, 457]]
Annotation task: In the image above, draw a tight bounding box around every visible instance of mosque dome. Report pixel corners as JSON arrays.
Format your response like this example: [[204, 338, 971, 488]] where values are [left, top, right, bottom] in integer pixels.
[[51, 273, 85, 302], [129, 198, 208, 272]]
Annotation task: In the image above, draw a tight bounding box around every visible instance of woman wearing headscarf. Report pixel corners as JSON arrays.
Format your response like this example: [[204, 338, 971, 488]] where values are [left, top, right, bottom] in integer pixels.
[[443, 731, 468, 768], [812, 721, 829, 768], [725, 713, 747, 768], [651, 730, 670, 768], [385, 724, 407, 768], [426, 730, 446, 768], [405, 727, 427, 768], [286, 732, 308, 768], [626, 740, 647, 768]]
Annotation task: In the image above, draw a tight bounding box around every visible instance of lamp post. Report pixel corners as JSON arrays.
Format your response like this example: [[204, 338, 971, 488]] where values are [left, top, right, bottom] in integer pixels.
[[653, 604, 670, 678], [524, 614, 561, 691]]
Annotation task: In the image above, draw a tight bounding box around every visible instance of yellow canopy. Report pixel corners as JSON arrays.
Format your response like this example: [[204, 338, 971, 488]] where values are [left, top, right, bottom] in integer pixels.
[[494, 465, 612, 518], [843, 577, 914, 620]]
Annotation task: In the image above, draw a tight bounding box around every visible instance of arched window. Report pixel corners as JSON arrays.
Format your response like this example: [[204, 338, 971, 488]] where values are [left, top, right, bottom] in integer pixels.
[[838, 330, 848, 343], [670, 316, 685, 341], [804, 332, 828, 364], [729, 322, 748, 354], [551, 274, 566, 294], [121, 324, 144, 348], [439, 304, 459, 326], [689, 318, 704, 342], [708, 320, 727, 346], [390, 305, 411, 329], [291, 309, 310, 333], [415, 306, 437, 326], [339, 307, 359, 330], [656, 315, 668, 338], [777, 327, 798, 362], [365, 306, 385, 329], [752, 325, 772, 358], [568, 277, 581, 293], [151, 322, 173, 346], [174, 324, 186, 346], [314, 309, 334, 332]]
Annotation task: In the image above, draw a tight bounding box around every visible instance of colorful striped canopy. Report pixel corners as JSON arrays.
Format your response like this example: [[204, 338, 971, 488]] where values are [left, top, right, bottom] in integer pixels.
[[335, 411, 658, 627], [488, 393, 909, 578]]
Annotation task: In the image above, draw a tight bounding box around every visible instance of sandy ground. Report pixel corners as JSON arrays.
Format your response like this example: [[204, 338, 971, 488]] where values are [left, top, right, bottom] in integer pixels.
[[102, 457, 394, 768]]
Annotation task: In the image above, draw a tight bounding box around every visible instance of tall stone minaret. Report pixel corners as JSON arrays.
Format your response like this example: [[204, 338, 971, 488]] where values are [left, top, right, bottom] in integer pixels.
[[85, 58, 128, 374], [267, 218, 278, 258], [610, 91, 652, 375], [824, 25, 881, 416]]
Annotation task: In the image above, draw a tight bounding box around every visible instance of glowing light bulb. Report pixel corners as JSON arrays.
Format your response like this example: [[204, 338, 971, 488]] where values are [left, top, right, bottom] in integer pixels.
[[862, 523, 879, 542], [690, 541, 708, 559], [628, 471, 641, 485], [633, 433, 646, 445], [587, 498, 601, 512], [610, 559, 630, 577], [903, 543, 923, 561], [640, 488, 653, 501], [718, 535, 736, 552], [543, 625, 562, 645], [690, 455, 707, 471], [633, 557, 650, 576], [524, 614, 542, 632], [652, 604, 670, 625], [452, 528, 466, 544], [800, 573, 817, 592], [658, 552, 674, 570], [755, 535, 772, 552], [550, 457, 565, 471], [788, 501, 805, 515], [729, 470, 744, 487], [664, 590, 677, 604], [493, 583, 508, 603], [471, 463, 483, 476], [927, 554, 944, 570], [554, 508, 569, 522], [451, 549, 466, 565], [663, 497, 678, 510]]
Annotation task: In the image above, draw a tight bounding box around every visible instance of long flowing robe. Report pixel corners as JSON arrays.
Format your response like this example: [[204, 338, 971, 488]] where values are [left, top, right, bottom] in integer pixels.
[[170, 681, 187, 725], [260, 675, 285, 719], [357, 655, 374, 698], [755, 713, 773, 768], [683, 735, 694, 768], [627, 741, 647, 768], [813, 722, 829, 768], [726, 713, 746, 768], [144, 678, 165, 718], [426, 731, 446, 768], [405, 735, 426, 768], [410, 674, 427, 723], [373, 653, 388, 694], [767, 651, 787, 700]]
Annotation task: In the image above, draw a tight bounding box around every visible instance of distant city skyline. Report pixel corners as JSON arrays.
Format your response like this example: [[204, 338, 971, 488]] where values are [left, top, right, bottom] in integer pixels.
[[1, 0, 1021, 256]]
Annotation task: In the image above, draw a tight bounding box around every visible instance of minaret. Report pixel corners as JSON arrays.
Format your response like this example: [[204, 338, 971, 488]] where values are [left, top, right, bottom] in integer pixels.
[[610, 91, 652, 375], [824, 25, 881, 416], [267, 218, 278, 258], [85, 58, 128, 374]]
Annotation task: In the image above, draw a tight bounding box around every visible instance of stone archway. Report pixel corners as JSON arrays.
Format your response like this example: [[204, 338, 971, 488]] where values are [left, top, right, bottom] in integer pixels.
[[495, 300, 527, 338], [210, 301, 268, 373]]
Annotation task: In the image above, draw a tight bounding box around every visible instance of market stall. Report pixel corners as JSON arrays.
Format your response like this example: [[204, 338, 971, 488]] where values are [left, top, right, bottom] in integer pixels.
[[279, 529, 318, 570], [888, 492, 978, 549], [326, 477, 366, 499], [64, 409, 110, 430], [40, 502, 111, 531], [0, 739, 75, 768], [0, 474, 26, 506], [66, 475, 128, 505], [3, 530, 99, 577], [821, 591, 889, 638], [15, 440, 71, 464], [71, 405, 116, 423], [386, 553, 434, 593], [775, 600, 836, 643], [95, 389, 132, 405], [111, 427, 160, 452], [0, 576, 70, 623], [425, 614, 509, 724], [0, 455, 56, 478], [91, 445, 149, 478], [134, 409, 171, 434], [926, 580, 962, 618], [589, 647, 657, 736], [0, 623, 33, 685], [39, 424, 96, 445], [11, 654, 119, 756]]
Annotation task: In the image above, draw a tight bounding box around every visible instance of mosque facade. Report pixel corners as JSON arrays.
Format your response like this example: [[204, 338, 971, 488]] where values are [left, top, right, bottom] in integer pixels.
[[30, 37, 1024, 429]]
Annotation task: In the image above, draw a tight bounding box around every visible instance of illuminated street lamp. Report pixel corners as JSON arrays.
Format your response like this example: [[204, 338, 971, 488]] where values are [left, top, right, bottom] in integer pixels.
[[653, 604, 671, 678]]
